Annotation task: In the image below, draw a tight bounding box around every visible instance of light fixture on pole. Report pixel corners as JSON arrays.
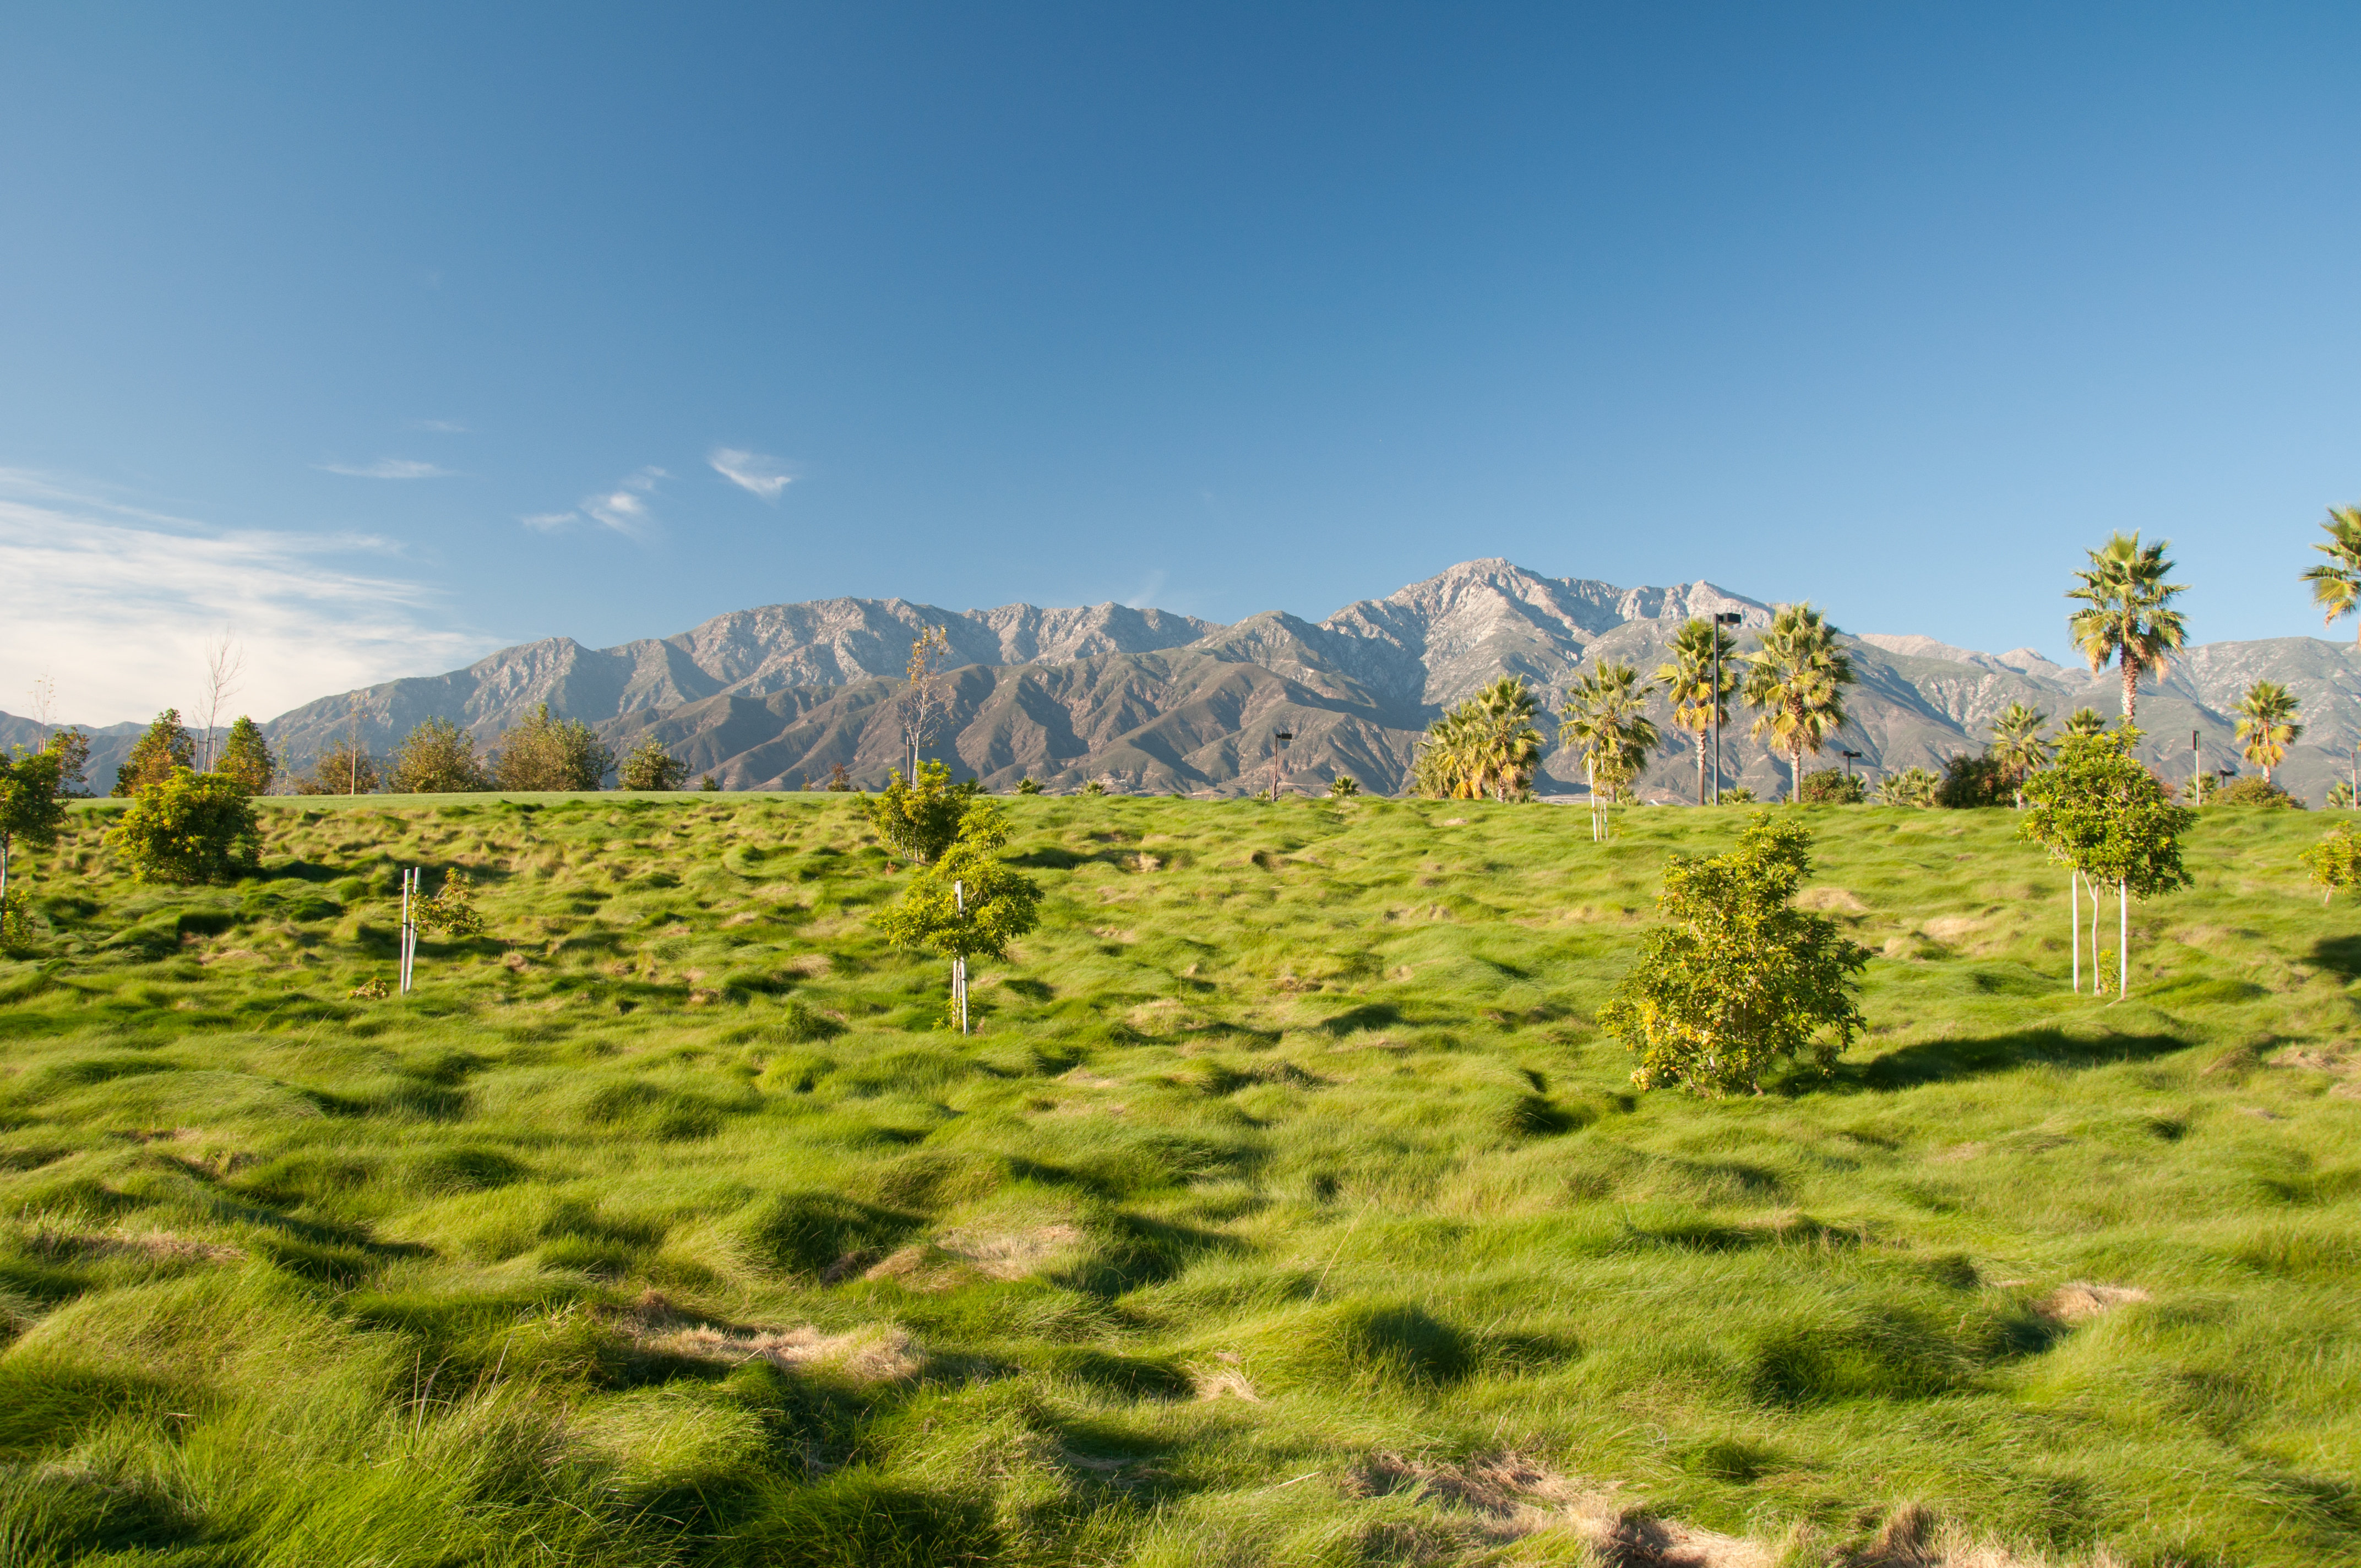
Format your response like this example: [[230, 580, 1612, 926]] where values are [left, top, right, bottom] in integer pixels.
[[1711, 612, 1744, 804], [1840, 749, 1863, 786], [2191, 729, 2201, 807], [1270, 726, 1295, 804]]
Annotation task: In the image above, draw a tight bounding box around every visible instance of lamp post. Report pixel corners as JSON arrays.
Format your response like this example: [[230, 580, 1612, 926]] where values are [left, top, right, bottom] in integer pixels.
[[1840, 749, 1863, 789], [2191, 729, 2201, 807], [1270, 726, 1294, 803], [1711, 612, 1744, 804]]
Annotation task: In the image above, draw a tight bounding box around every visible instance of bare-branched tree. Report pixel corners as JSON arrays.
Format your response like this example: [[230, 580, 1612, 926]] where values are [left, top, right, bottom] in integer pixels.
[[196, 631, 245, 771], [896, 624, 955, 780]]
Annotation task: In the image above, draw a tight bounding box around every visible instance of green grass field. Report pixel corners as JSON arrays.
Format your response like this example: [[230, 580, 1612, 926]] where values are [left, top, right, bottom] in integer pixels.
[[2, 792, 2358, 1567]]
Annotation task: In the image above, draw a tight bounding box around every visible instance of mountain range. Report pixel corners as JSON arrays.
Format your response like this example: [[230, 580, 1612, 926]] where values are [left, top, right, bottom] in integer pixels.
[[10, 559, 2361, 801]]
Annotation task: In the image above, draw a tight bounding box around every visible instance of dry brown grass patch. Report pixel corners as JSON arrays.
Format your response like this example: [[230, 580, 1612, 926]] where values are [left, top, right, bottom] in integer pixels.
[[2038, 1282, 2150, 1324], [615, 1294, 918, 1382]]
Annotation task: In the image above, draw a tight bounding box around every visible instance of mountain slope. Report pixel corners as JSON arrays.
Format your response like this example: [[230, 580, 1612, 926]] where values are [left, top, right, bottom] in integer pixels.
[[14, 559, 2361, 799]]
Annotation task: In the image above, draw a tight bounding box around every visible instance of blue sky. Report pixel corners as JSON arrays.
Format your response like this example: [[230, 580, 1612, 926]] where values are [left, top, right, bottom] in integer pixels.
[[4, 4, 2358, 722]]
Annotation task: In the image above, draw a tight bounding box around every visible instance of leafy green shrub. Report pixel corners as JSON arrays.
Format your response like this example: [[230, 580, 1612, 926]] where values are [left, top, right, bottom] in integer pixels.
[[2300, 825, 2361, 903], [2212, 775, 2303, 808], [1014, 776, 1043, 794], [493, 704, 612, 792], [414, 871, 486, 938], [1328, 774, 1362, 798], [1081, 779, 1107, 796], [863, 760, 977, 865], [1719, 786, 1756, 804], [106, 768, 260, 884], [1598, 813, 1869, 1095], [1935, 752, 2010, 808], [1796, 769, 1864, 804], [388, 718, 490, 793], [619, 738, 689, 791]]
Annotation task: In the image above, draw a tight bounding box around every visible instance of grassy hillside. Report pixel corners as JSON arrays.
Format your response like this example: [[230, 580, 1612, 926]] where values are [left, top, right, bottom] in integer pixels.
[[2, 793, 2357, 1567]]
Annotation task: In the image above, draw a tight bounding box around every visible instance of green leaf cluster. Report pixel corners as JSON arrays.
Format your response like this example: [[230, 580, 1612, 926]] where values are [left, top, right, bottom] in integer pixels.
[[106, 767, 261, 884], [863, 760, 978, 865], [2300, 825, 2361, 902], [493, 704, 613, 792], [1598, 813, 1869, 1096], [111, 709, 195, 797], [217, 716, 276, 794], [415, 870, 487, 937], [388, 718, 491, 793], [871, 803, 1041, 962], [1795, 768, 1864, 804], [2018, 731, 2193, 896], [619, 737, 689, 791]]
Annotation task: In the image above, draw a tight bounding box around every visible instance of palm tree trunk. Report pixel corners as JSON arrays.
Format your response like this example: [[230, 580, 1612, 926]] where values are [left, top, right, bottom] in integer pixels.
[[1695, 730, 1706, 807], [2121, 656, 2139, 728]]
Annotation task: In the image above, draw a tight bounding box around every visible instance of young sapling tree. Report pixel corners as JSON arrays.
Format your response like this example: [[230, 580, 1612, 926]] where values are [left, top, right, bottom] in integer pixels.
[[2300, 826, 2361, 905], [0, 748, 67, 938], [2020, 730, 2193, 998], [874, 802, 1041, 1033]]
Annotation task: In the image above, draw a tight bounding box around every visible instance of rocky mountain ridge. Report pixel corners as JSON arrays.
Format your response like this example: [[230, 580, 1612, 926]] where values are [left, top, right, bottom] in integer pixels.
[[14, 558, 2361, 800]]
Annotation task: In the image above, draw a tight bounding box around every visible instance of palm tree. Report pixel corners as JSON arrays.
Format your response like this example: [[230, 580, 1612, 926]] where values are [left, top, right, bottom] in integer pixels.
[[1413, 679, 1542, 801], [2301, 505, 2361, 644], [1469, 677, 1543, 801], [1656, 618, 1739, 805], [1742, 604, 1855, 802], [1875, 767, 1940, 807], [2066, 532, 2188, 728], [2234, 680, 2303, 786], [1988, 701, 2052, 808], [1558, 661, 1660, 840], [2063, 707, 2108, 737]]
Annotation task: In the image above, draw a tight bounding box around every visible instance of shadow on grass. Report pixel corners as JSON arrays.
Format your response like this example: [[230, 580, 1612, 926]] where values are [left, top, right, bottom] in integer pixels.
[[2311, 934, 2361, 982], [1843, 1027, 2191, 1091]]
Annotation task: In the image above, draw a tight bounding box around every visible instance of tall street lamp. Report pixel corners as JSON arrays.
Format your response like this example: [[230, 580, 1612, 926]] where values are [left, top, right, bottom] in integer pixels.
[[1270, 726, 1295, 803], [1840, 748, 1863, 785], [1712, 612, 1744, 804]]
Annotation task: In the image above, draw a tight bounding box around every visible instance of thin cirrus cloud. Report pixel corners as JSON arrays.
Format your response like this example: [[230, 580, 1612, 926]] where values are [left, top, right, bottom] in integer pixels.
[[406, 418, 469, 434], [317, 457, 457, 480], [709, 447, 792, 501], [0, 468, 494, 725], [523, 468, 667, 540]]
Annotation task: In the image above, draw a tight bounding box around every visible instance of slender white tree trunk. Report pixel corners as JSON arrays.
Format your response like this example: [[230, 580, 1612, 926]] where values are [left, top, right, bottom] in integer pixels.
[[2118, 880, 2128, 1000], [2070, 870, 2080, 993], [2089, 879, 2103, 994]]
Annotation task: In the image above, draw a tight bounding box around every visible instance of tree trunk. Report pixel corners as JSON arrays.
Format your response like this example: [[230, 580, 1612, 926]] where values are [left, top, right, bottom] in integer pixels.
[[1695, 731, 1707, 806], [2070, 870, 2080, 993], [2121, 656, 2139, 728], [2118, 879, 2128, 1001]]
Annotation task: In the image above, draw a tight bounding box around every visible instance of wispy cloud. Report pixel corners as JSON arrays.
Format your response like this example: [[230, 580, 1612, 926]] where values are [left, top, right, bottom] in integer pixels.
[[407, 418, 469, 434], [1125, 569, 1169, 610], [0, 469, 496, 726], [524, 467, 667, 540], [317, 458, 456, 480], [710, 447, 793, 500]]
